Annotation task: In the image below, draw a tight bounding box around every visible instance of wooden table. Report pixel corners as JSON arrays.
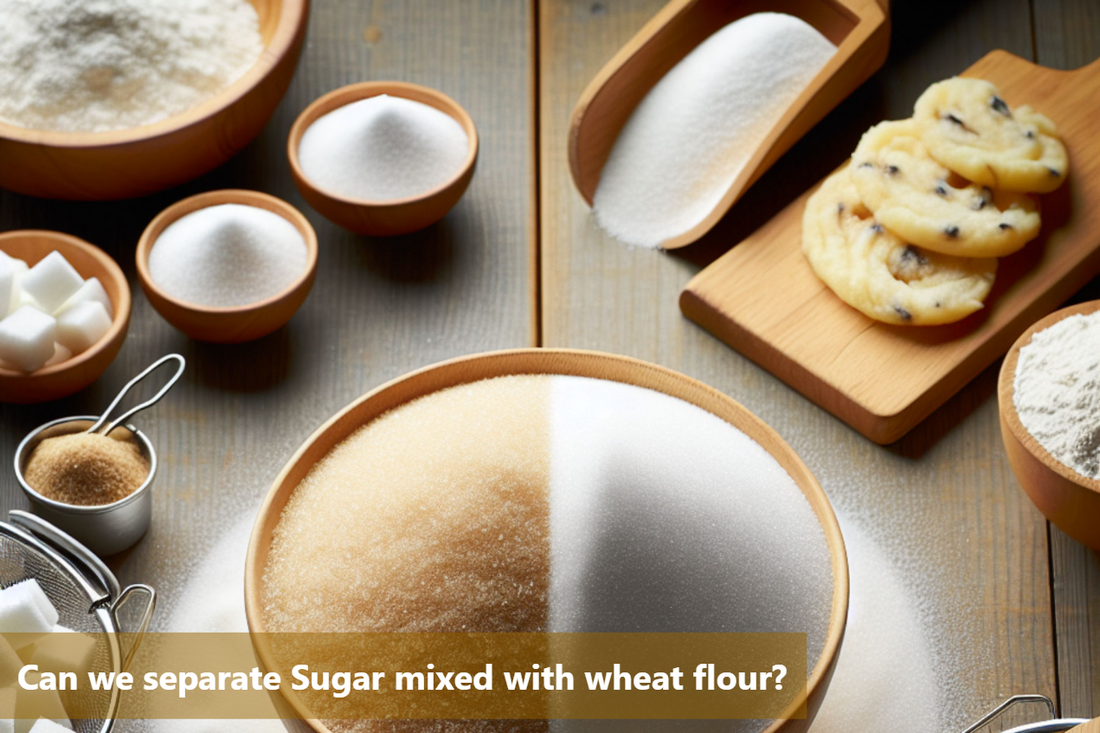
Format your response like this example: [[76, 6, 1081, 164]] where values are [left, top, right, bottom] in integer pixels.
[[2, 0, 1098, 729]]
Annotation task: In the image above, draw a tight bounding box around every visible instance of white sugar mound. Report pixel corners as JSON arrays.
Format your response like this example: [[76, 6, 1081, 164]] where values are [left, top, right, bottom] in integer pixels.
[[548, 376, 833, 645], [807, 519, 940, 732], [298, 95, 470, 202], [148, 204, 308, 308], [0, 0, 263, 133], [548, 377, 834, 733], [593, 13, 836, 248], [144, 514, 283, 733]]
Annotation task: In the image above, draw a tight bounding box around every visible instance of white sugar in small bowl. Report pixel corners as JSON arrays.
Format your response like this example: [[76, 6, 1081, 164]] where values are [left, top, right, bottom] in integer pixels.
[[288, 81, 479, 236], [136, 190, 318, 343], [999, 300, 1100, 550]]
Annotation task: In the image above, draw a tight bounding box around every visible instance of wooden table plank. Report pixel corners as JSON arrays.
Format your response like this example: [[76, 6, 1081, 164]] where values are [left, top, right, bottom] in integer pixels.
[[540, 0, 1060, 728], [0, 0, 535, 626], [1032, 0, 1100, 717]]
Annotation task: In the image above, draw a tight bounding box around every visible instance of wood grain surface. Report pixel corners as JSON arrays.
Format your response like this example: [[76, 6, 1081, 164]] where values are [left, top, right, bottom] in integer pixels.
[[0, 0, 535, 653], [0, 0, 1098, 728], [1032, 0, 1100, 717], [681, 47, 1100, 445], [540, 0, 1097, 727]]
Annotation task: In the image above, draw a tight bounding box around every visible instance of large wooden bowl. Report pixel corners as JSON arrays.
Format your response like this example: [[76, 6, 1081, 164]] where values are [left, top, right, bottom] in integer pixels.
[[136, 189, 318, 343], [287, 81, 479, 236], [0, 231, 130, 403], [0, 0, 310, 200], [245, 349, 849, 733], [999, 301, 1100, 549]]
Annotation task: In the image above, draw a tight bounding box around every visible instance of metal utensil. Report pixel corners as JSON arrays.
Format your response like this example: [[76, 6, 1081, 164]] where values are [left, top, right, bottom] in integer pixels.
[[14, 354, 185, 556], [961, 694, 1089, 733], [0, 510, 155, 733]]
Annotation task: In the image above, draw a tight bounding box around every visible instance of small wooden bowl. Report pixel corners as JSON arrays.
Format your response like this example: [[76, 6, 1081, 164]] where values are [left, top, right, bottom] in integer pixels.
[[245, 349, 848, 733], [136, 189, 318, 344], [999, 300, 1100, 549], [287, 81, 479, 236], [0, 0, 310, 200], [0, 231, 130, 403]]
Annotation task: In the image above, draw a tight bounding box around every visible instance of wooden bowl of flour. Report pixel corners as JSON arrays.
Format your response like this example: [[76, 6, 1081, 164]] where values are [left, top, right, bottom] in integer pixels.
[[245, 349, 849, 733], [0, 0, 310, 200], [999, 300, 1100, 550]]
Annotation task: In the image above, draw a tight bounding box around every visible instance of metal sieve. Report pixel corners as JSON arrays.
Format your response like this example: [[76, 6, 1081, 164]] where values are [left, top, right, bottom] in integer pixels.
[[0, 510, 155, 733], [961, 695, 1089, 733]]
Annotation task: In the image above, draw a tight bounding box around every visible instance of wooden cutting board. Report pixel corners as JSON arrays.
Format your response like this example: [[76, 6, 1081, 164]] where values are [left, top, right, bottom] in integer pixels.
[[680, 50, 1100, 445]]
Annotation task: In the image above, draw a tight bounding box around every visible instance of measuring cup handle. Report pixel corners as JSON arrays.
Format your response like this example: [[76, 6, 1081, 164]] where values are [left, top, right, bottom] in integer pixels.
[[111, 583, 156, 672], [87, 354, 186, 436]]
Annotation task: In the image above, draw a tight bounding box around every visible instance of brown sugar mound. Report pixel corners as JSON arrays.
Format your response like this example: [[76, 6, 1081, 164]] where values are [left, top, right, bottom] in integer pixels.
[[25, 432, 149, 506]]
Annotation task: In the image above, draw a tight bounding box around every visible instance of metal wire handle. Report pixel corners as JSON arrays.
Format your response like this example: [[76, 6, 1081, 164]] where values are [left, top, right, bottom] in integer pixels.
[[961, 694, 1089, 733], [111, 584, 156, 672], [86, 354, 186, 436]]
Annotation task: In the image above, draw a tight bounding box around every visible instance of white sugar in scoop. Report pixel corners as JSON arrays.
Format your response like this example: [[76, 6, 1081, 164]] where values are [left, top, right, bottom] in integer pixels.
[[148, 204, 308, 308], [298, 94, 470, 201], [593, 12, 836, 248]]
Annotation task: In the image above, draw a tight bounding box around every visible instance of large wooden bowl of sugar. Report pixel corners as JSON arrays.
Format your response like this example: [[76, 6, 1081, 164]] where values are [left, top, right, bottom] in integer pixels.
[[245, 349, 849, 733], [0, 231, 130, 403], [287, 81, 479, 236], [136, 189, 318, 344], [999, 300, 1100, 550], [0, 0, 309, 200]]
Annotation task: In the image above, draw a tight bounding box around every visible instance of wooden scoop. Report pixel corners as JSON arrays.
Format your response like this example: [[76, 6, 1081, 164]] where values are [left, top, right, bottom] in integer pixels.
[[681, 52, 1100, 445], [568, 0, 890, 250]]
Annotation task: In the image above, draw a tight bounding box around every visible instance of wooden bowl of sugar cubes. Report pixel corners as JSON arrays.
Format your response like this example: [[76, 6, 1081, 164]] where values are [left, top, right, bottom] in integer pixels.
[[0, 0, 310, 200], [999, 300, 1100, 550], [0, 231, 130, 404]]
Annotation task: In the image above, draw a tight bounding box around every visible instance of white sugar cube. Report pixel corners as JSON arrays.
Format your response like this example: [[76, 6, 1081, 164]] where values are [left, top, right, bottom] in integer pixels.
[[14, 675, 70, 733], [5, 583, 57, 631], [0, 258, 18, 319], [26, 720, 71, 733], [0, 308, 57, 373], [20, 253, 82, 315], [4, 260, 28, 317], [41, 345, 71, 369], [0, 581, 58, 644], [55, 302, 110, 355], [55, 278, 111, 319], [27, 627, 97, 676], [0, 687, 13, 729], [0, 638, 21, 688]]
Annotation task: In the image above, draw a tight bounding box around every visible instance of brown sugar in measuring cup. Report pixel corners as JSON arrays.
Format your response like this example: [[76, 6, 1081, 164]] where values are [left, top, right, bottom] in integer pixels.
[[14, 354, 185, 555], [24, 431, 150, 506]]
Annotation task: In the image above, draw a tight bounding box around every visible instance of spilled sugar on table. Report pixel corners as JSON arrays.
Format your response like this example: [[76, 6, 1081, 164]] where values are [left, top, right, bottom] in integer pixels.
[[0, 0, 1097, 729]]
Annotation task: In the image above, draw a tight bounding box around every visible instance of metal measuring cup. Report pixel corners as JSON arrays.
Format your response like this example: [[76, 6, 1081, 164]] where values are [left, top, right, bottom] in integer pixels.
[[14, 354, 185, 556]]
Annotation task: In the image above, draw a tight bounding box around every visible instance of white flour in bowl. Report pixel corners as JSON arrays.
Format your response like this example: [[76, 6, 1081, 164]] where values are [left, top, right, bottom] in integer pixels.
[[0, 0, 263, 133], [1014, 311, 1100, 480]]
